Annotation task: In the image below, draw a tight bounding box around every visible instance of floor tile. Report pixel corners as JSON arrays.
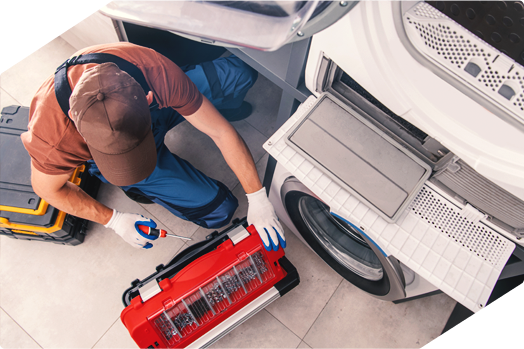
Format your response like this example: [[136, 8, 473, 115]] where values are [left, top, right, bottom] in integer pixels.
[[297, 341, 312, 349], [0, 1, 54, 72], [209, 310, 301, 348], [0, 308, 42, 349], [164, 118, 268, 191], [303, 281, 456, 348], [1, 87, 20, 110], [0, 37, 76, 106], [139, 201, 201, 242], [244, 74, 283, 138], [92, 318, 138, 349], [0, 184, 185, 348], [265, 225, 343, 338]]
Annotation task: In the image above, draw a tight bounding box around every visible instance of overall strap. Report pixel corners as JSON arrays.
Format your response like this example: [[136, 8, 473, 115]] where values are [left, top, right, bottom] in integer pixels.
[[54, 53, 158, 118]]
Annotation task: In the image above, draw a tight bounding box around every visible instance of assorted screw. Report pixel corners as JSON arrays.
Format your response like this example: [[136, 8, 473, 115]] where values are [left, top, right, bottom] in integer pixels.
[[156, 251, 270, 338]]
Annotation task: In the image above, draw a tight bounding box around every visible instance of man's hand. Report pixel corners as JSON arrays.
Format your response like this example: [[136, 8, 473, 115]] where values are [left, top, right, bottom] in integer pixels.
[[104, 209, 158, 249], [247, 187, 285, 251]]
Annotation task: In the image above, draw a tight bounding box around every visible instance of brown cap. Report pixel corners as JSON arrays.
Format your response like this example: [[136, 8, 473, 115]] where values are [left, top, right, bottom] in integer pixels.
[[69, 62, 156, 186]]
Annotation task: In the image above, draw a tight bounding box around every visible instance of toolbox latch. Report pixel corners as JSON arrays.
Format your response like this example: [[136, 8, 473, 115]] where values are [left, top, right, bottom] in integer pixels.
[[227, 225, 250, 245], [139, 279, 162, 303]]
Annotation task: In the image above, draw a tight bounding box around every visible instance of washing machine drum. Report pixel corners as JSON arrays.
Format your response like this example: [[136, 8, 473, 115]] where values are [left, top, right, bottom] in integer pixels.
[[282, 177, 407, 299]]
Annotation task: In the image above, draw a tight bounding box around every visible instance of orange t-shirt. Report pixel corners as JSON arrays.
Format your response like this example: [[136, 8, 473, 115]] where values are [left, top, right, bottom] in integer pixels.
[[21, 42, 203, 176]]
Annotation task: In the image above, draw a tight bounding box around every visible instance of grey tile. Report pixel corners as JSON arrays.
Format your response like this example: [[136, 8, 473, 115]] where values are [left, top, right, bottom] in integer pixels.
[[1, 87, 20, 110], [265, 225, 343, 338], [0, 308, 42, 349], [163, 120, 234, 189], [0, 183, 185, 348], [0, 1, 54, 72], [139, 201, 201, 242], [0, 37, 76, 106], [244, 74, 283, 138], [297, 341, 312, 349], [93, 318, 138, 349], [164, 118, 268, 191], [303, 280, 457, 348], [210, 310, 301, 348]]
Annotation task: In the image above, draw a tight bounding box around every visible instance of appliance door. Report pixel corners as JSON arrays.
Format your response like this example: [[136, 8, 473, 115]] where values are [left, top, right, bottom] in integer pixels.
[[100, 1, 358, 51], [281, 176, 407, 301]]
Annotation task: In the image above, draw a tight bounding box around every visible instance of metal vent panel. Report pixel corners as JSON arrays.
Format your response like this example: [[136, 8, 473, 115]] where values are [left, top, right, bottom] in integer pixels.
[[404, 2, 524, 123], [432, 159, 524, 233], [411, 186, 512, 267]]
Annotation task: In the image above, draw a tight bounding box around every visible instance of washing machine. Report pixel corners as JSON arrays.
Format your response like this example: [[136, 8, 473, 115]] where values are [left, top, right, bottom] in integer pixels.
[[269, 161, 439, 302], [263, 1, 523, 312]]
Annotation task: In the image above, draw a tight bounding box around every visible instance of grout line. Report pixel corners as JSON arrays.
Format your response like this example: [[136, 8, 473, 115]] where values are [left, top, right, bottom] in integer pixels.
[[0, 306, 44, 349], [0, 87, 22, 106], [90, 316, 120, 349], [300, 279, 345, 345], [263, 309, 304, 342]]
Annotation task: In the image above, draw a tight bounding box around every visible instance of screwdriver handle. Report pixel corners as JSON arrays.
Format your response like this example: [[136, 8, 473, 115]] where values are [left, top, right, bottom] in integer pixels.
[[138, 225, 167, 238]]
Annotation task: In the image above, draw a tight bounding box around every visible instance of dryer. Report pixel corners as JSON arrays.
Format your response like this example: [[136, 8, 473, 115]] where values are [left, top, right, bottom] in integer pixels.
[[269, 160, 438, 302]]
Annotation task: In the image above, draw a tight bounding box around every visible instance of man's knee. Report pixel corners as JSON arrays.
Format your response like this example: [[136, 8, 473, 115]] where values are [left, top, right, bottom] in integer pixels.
[[215, 56, 258, 95], [193, 189, 238, 229]]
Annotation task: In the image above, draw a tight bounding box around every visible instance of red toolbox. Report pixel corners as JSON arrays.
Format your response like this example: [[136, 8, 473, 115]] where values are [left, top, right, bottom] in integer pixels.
[[121, 218, 299, 348]]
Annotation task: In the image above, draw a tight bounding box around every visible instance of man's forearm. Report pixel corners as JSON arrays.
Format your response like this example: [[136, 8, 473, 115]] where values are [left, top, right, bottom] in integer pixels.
[[41, 181, 113, 225], [215, 128, 262, 194]]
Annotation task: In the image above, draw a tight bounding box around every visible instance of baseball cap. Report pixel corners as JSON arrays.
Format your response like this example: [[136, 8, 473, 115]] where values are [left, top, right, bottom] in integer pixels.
[[69, 62, 156, 186]]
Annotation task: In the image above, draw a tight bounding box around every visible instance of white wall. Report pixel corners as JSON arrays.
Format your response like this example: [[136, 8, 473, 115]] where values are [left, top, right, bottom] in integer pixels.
[[15, 0, 118, 49]]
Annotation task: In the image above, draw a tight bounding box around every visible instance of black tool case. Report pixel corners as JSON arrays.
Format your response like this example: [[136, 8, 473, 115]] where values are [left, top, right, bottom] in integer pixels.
[[0, 106, 101, 245]]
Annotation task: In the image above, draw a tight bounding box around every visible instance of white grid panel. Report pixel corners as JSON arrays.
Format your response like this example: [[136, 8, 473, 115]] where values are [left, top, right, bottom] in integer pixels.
[[404, 2, 524, 123], [264, 96, 515, 313]]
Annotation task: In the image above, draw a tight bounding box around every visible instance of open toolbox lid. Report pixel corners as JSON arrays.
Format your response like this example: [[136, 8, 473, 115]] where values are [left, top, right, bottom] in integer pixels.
[[120, 218, 299, 349]]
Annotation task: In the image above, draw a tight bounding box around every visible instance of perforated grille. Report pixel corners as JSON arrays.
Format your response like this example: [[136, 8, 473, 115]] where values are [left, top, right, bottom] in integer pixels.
[[404, 2, 524, 118], [411, 186, 510, 267], [413, 2, 446, 19]]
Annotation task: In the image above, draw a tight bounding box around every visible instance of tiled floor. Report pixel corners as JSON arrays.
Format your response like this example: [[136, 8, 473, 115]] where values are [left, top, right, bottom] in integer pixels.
[[0, 36, 457, 349]]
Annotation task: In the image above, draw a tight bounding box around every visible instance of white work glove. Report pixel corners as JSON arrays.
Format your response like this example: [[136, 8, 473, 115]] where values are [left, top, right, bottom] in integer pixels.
[[246, 187, 285, 251], [104, 209, 158, 249]]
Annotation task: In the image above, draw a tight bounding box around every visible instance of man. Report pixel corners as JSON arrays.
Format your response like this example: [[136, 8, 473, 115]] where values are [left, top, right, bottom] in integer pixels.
[[22, 42, 285, 251]]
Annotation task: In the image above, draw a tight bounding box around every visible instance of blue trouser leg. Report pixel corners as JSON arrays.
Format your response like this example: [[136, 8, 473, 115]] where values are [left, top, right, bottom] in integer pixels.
[[88, 55, 257, 228], [184, 55, 258, 111]]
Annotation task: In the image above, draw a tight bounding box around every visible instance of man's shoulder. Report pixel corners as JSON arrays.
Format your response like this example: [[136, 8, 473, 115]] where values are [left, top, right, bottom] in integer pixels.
[[75, 42, 159, 65]]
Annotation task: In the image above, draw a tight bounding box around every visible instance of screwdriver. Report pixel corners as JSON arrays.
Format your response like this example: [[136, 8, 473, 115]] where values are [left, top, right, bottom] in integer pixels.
[[138, 225, 192, 241]]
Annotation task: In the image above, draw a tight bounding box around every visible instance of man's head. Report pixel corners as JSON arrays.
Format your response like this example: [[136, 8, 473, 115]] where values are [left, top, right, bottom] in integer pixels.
[[69, 62, 156, 186]]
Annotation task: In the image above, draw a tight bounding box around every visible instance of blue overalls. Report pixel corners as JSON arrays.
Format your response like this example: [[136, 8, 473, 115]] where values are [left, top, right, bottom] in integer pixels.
[[54, 54, 258, 229]]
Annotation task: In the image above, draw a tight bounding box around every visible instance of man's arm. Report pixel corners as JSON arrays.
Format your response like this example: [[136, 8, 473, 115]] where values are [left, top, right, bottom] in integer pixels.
[[30, 163, 113, 225], [185, 96, 262, 194], [184, 96, 286, 251]]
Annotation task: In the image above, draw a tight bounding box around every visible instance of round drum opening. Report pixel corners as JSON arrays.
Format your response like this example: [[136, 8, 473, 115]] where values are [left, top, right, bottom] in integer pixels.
[[298, 196, 383, 281], [282, 178, 392, 296]]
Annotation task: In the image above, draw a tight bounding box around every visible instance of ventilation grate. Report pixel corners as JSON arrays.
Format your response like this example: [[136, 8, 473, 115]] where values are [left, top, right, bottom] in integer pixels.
[[404, 2, 524, 119], [411, 186, 510, 267]]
